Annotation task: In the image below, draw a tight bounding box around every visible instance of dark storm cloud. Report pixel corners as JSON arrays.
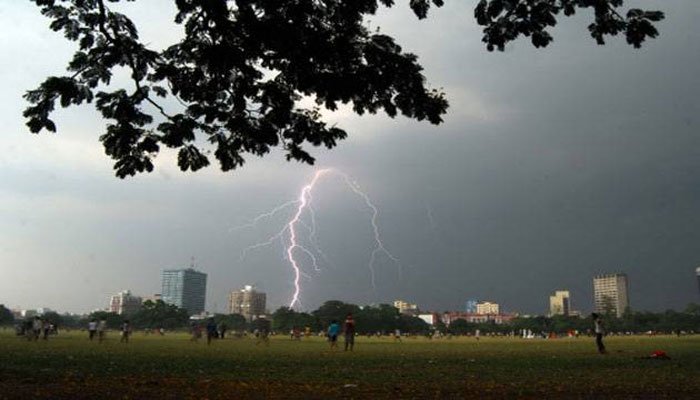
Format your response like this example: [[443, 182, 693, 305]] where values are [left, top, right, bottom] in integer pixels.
[[1, 1, 698, 314]]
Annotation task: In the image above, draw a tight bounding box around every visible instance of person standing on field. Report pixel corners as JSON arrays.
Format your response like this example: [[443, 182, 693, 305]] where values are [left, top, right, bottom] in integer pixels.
[[327, 320, 340, 349], [218, 321, 227, 339], [120, 320, 130, 343], [592, 313, 606, 354], [190, 322, 200, 342], [32, 316, 42, 341], [98, 318, 107, 343], [88, 319, 97, 341], [42, 320, 51, 340], [255, 318, 271, 346], [206, 318, 217, 345], [344, 313, 356, 351]]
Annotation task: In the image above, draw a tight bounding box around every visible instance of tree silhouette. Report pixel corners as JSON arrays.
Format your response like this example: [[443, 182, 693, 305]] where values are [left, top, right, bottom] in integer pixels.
[[0, 305, 14, 326], [131, 299, 190, 329], [25, 1, 663, 178]]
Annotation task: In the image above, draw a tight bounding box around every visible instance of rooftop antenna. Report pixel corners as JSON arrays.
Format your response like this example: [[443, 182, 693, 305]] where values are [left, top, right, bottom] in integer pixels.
[[190, 256, 195, 269]]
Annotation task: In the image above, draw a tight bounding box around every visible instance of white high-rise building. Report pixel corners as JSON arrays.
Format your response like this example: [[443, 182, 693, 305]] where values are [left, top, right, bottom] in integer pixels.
[[230, 285, 266, 321], [549, 290, 570, 316], [593, 273, 629, 318], [109, 290, 142, 315]]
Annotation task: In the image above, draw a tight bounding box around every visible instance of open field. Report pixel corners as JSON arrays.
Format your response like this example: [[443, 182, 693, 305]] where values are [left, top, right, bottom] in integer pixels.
[[0, 331, 698, 399]]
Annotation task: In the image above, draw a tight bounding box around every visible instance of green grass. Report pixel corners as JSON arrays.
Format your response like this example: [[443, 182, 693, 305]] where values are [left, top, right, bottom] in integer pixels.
[[1, 330, 698, 399]]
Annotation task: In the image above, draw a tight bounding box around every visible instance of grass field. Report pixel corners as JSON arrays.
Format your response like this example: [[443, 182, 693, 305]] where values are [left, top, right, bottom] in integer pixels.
[[0, 331, 698, 399]]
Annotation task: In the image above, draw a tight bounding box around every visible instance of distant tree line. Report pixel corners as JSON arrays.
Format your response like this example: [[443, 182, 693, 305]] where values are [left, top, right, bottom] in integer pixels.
[[1, 300, 430, 334], [271, 301, 430, 334], [271, 301, 700, 336], [445, 304, 700, 335], [3, 302, 698, 335]]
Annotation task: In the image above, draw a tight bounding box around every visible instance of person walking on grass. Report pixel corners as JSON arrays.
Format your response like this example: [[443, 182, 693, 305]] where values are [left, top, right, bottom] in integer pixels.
[[255, 318, 271, 346], [98, 318, 107, 343], [42, 320, 51, 340], [327, 320, 340, 350], [32, 316, 42, 341], [88, 319, 97, 341], [218, 321, 227, 339], [120, 320, 130, 343], [190, 322, 200, 342], [206, 318, 217, 345], [592, 313, 606, 354], [344, 313, 356, 352]]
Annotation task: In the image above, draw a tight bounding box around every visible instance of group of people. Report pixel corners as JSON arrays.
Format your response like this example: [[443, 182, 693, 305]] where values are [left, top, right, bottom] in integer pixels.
[[87, 318, 131, 343], [289, 326, 310, 340], [190, 319, 228, 344], [87, 318, 107, 342], [16, 316, 57, 340], [326, 313, 356, 351]]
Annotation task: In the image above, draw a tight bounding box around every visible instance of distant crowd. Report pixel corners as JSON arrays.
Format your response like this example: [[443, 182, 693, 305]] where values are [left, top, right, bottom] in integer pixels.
[[15, 316, 132, 343], [14, 316, 57, 341], [10, 312, 694, 356]]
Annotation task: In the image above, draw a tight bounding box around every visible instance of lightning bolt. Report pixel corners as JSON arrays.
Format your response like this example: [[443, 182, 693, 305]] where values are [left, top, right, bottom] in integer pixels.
[[305, 202, 336, 271], [338, 173, 402, 289], [229, 200, 299, 233], [234, 168, 400, 309], [286, 169, 331, 308]]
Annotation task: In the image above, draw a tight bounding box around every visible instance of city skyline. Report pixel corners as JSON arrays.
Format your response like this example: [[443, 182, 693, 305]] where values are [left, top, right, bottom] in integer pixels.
[[8, 267, 698, 317], [1, 2, 699, 314]]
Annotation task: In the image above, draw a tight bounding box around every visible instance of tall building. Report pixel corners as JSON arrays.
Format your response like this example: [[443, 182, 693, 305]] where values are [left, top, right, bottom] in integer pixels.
[[593, 273, 629, 318], [161, 268, 207, 315], [476, 301, 499, 315], [230, 285, 266, 321], [549, 290, 570, 316], [465, 299, 478, 314], [109, 290, 142, 315], [696, 267, 700, 297], [393, 300, 418, 314]]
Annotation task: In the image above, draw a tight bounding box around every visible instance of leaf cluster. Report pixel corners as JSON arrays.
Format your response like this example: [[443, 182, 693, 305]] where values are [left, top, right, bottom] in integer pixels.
[[25, 1, 662, 177], [474, 0, 664, 51], [25, 0, 449, 177]]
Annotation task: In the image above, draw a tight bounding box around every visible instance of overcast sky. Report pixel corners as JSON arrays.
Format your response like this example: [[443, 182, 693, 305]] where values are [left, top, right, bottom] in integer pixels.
[[1, 1, 698, 315]]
